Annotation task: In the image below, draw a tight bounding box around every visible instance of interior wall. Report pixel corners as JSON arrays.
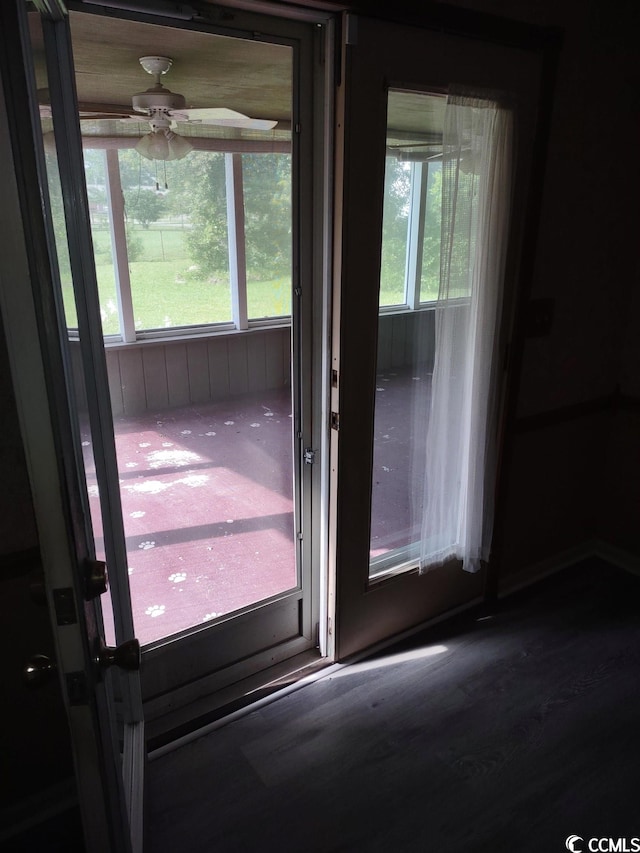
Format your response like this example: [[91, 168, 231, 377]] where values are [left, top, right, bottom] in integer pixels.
[[601, 172, 640, 554], [441, 0, 640, 577], [0, 320, 77, 826], [600, 410, 640, 556]]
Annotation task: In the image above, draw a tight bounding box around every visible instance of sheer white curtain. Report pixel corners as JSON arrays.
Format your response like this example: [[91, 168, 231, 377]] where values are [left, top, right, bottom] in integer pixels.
[[420, 90, 513, 573]]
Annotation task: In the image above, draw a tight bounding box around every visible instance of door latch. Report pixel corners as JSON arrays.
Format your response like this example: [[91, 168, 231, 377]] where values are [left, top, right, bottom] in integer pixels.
[[83, 559, 108, 600], [303, 448, 316, 465]]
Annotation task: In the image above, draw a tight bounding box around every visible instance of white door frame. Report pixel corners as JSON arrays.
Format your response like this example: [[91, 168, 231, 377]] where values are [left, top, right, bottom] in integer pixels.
[[0, 0, 154, 848], [0, 9, 136, 852]]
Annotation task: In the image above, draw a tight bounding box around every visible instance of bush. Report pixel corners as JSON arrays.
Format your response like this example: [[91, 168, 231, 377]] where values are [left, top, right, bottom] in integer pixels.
[[126, 229, 143, 262]]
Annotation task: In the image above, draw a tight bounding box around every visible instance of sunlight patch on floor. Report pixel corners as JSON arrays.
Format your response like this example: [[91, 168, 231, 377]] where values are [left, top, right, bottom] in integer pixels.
[[331, 643, 449, 678]]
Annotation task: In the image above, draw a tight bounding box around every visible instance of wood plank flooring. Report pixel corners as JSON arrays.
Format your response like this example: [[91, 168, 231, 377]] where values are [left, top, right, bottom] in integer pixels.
[[146, 560, 640, 852]]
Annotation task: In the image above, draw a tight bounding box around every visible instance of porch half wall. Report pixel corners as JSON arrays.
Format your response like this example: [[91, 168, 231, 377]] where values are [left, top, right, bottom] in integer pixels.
[[68, 311, 436, 416]]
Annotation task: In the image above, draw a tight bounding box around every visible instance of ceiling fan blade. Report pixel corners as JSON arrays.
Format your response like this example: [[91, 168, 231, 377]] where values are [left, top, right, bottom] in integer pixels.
[[176, 107, 252, 121], [40, 105, 137, 122], [174, 107, 278, 130], [39, 89, 136, 120], [77, 102, 137, 118], [193, 118, 278, 130]]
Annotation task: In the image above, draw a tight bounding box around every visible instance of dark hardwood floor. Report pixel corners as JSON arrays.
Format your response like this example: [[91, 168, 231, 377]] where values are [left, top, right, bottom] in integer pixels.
[[146, 559, 640, 852]]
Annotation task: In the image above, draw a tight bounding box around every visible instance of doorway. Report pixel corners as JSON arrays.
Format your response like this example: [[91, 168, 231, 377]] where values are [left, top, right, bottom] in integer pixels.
[[26, 2, 328, 730], [19, 0, 551, 739]]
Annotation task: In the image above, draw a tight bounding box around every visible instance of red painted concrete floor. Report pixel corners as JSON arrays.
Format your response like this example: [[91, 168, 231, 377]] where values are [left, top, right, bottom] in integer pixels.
[[84, 370, 430, 646], [84, 388, 296, 645]]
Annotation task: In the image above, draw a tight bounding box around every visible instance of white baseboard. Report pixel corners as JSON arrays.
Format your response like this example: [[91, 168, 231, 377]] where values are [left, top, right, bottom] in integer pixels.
[[591, 539, 640, 576], [498, 538, 640, 599]]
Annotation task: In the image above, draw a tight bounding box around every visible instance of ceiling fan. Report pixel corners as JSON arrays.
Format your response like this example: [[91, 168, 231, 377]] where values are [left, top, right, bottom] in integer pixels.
[[39, 55, 278, 161]]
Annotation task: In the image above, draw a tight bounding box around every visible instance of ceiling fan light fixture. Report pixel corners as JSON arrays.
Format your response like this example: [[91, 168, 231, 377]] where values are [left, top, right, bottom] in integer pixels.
[[136, 128, 193, 161], [139, 55, 173, 78]]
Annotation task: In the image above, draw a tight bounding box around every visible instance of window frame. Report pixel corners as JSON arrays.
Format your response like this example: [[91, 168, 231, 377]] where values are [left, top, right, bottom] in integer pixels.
[[76, 141, 294, 344], [378, 156, 442, 316]]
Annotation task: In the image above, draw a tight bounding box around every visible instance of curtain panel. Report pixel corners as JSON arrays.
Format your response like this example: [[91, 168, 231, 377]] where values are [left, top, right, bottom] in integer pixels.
[[420, 91, 513, 574]]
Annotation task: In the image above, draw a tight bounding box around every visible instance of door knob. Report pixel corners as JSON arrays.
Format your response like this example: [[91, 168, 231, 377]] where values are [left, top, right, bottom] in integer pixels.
[[95, 638, 140, 673], [23, 654, 57, 688]]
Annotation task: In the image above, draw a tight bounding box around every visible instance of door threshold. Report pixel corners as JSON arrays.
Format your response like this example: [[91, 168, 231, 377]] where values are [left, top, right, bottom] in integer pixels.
[[146, 649, 330, 754], [148, 596, 488, 758]]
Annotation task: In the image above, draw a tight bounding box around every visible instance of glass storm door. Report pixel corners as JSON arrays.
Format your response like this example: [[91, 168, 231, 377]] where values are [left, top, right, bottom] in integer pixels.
[[4, 2, 142, 850], [332, 15, 548, 659], [26, 0, 323, 734]]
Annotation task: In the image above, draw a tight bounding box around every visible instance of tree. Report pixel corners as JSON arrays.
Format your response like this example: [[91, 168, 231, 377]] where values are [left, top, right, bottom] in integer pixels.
[[123, 188, 166, 229], [420, 163, 442, 299], [242, 154, 291, 280], [45, 151, 72, 279], [165, 152, 228, 273], [380, 158, 411, 298], [163, 151, 292, 280], [117, 149, 158, 191]]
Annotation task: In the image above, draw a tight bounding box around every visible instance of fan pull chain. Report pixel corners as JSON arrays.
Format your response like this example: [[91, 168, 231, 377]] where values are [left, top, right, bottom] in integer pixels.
[[155, 160, 160, 192], [163, 160, 168, 190]]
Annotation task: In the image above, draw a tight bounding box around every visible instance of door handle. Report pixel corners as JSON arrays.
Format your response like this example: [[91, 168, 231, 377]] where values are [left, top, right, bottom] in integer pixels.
[[24, 638, 140, 690], [95, 638, 141, 673], [23, 654, 57, 688]]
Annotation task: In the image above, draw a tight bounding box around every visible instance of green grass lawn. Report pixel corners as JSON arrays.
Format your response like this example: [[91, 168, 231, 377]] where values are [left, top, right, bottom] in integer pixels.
[[379, 276, 439, 307], [61, 227, 291, 335], [60, 226, 418, 335]]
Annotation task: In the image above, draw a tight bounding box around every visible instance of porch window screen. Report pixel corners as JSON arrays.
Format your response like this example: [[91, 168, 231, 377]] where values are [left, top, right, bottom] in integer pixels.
[[420, 90, 513, 573]]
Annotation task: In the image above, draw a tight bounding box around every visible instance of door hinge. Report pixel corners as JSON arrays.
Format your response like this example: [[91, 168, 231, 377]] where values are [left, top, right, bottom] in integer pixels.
[[304, 448, 316, 465]]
